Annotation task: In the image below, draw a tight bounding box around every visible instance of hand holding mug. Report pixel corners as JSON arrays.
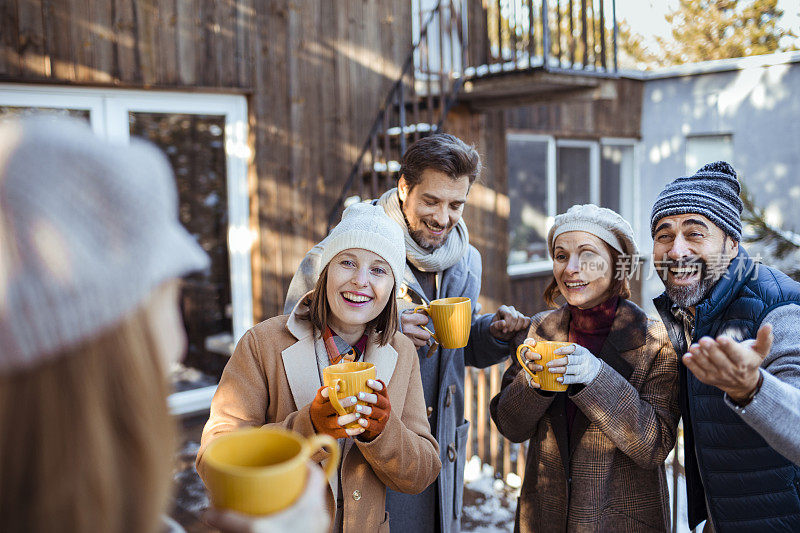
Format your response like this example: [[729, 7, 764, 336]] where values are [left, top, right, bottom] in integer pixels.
[[354, 379, 391, 441], [517, 338, 543, 389], [204, 463, 329, 533], [310, 385, 366, 438], [515, 339, 572, 391], [401, 310, 434, 348], [546, 343, 602, 385]]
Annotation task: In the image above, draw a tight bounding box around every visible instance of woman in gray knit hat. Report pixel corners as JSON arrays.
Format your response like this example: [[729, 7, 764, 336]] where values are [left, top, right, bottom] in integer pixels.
[[197, 202, 441, 533], [0, 117, 209, 532], [491, 204, 681, 532]]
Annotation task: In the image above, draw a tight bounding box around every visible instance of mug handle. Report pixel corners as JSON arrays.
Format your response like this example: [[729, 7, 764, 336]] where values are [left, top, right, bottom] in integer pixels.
[[516, 343, 540, 387], [327, 378, 347, 417], [412, 305, 439, 344], [306, 434, 340, 481]]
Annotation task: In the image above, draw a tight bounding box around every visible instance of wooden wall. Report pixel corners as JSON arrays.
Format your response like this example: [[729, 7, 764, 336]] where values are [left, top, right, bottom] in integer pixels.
[[1, 0, 412, 320], [444, 78, 645, 317]]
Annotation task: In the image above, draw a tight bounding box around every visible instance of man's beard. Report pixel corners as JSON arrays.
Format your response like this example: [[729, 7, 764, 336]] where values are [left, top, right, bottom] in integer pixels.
[[662, 238, 730, 307], [401, 204, 449, 251], [663, 260, 718, 307]]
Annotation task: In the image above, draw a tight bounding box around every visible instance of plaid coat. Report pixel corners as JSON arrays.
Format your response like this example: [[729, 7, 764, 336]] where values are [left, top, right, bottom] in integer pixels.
[[490, 299, 680, 533]]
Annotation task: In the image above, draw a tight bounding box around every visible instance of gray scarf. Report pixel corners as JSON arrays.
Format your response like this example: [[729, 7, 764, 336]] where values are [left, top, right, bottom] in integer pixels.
[[377, 188, 469, 272]]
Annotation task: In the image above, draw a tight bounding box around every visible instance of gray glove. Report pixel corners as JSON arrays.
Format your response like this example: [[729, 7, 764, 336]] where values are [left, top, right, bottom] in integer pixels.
[[551, 343, 602, 385]]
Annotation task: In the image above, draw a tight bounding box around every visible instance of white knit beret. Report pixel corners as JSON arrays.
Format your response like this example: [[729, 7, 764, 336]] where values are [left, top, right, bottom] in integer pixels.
[[547, 204, 639, 259], [0, 117, 209, 373], [320, 202, 406, 288]]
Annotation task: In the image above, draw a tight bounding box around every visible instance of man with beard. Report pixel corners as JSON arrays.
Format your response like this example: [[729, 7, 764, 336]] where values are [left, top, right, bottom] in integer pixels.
[[651, 161, 800, 533], [284, 133, 529, 533]]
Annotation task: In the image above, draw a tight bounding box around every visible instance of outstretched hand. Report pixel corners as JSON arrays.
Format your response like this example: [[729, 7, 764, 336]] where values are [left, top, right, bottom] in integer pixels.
[[683, 323, 772, 403], [489, 306, 530, 341]]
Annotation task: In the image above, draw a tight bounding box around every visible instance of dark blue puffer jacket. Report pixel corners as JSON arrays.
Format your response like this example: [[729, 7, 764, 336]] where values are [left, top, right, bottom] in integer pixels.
[[655, 247, 800, 532]]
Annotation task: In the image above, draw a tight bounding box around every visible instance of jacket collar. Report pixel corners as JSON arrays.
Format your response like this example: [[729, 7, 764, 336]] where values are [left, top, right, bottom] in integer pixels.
[[281, 293, 399, 410], [693, 246, 754, 332]]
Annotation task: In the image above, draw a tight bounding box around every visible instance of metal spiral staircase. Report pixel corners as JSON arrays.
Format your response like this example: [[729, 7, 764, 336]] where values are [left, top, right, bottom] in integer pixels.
[[327, 0, 619, 230]]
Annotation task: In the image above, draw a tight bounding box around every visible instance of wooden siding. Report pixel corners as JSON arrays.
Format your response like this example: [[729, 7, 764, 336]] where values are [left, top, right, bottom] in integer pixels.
[[0, 0, 412, 321], [502, 78, 644, 139]]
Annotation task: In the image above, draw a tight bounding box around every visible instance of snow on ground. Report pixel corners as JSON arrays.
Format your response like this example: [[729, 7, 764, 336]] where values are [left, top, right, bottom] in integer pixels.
[[461, 456, 517, 532], [461, 455, 695, 533]]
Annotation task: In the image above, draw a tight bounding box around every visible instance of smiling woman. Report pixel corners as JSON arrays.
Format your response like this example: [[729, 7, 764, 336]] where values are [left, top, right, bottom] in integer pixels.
[[490, 203, 681, 533], [196, 202, 441, 533]]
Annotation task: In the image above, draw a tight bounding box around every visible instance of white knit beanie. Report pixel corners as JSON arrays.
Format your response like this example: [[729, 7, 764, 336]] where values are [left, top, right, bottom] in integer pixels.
[[0, 117, 209, 373], [547, 204, 639, 259], [320, 202, 406, 287]]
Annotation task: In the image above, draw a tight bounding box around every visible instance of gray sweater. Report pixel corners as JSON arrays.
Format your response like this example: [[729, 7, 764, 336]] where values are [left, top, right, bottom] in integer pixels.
[[723, 304, 800, 465]]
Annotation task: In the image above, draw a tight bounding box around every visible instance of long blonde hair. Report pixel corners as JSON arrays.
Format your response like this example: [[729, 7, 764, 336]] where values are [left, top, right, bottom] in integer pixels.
[[0, 301, 176, 533]]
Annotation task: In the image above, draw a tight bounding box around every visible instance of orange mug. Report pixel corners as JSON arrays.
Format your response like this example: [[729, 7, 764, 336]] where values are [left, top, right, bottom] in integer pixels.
[[516, 340, 572, 392], [412, 296, 472, 349], [322, 361, 376, 429]]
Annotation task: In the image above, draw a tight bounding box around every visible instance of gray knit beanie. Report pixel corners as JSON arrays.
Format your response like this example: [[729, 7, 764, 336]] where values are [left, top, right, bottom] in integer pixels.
[[0, 117, 209, 373], [650, 161, 743, 241], [321, 202, 406, 288], [548, 204, 639, 259]]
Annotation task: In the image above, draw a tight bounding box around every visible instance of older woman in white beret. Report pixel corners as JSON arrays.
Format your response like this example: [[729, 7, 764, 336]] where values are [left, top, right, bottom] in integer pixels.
[[491, 204, 681, 532]]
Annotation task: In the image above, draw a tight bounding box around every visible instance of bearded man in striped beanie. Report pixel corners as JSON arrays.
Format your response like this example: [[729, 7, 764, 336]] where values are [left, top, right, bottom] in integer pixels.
[[651, 161, 800, 533]]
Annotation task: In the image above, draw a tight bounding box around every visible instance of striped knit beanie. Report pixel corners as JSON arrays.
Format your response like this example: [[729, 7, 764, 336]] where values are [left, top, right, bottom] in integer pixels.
[[650, 161, 743, 241], [0, 117, 209, 373]]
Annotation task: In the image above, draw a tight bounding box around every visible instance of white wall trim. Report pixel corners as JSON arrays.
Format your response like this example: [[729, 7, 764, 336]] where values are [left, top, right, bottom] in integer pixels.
[[0, 84, 253, 414]]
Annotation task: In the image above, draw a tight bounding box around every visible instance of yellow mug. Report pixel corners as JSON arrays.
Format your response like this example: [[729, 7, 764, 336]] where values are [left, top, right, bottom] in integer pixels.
[[516, 340, 572, 392], [323, 361, 376, 429], [203, 426, 338, 516], [413, 296, 472, 349]]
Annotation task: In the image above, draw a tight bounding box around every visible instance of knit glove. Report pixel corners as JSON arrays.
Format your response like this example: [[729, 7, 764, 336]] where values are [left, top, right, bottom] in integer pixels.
[[355, 379, 391, 442], [309, 385, 363, 439], [550, 343, 603, 386]]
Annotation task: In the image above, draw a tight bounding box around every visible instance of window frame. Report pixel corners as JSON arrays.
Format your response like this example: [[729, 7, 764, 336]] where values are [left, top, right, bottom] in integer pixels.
[[506, 132, 556, 276], [0, 83, 254, 415], [505, 133, 640, 276]]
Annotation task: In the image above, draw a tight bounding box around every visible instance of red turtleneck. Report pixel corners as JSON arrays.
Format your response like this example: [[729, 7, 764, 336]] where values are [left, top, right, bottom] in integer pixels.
[[565, 295, 619, 434]]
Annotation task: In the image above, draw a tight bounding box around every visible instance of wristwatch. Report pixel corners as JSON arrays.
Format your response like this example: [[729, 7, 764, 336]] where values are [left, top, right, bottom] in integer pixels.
[[729, 370, 764, 408]]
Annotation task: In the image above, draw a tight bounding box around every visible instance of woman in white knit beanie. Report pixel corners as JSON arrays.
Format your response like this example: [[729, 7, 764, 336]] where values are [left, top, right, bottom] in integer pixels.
[[0, 117, 209, 532], [198, 202, 441, 533], [491, 204, 680, 532]]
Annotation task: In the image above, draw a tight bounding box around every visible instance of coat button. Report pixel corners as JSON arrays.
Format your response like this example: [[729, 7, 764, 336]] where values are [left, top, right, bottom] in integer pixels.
[[352, 489, 362, 501], [447, 443, 456, 462], [427, 406, 433, 418]]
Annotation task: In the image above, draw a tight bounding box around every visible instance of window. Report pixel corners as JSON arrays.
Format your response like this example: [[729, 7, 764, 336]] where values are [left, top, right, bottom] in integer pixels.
[[0, 84, 252, 414], [685, 134, 733, 173], [507, 133, 638, 275]]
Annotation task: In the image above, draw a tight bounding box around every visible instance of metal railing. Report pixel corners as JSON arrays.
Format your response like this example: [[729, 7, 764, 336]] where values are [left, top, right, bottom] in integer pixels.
[[474, 0, 617, 74]]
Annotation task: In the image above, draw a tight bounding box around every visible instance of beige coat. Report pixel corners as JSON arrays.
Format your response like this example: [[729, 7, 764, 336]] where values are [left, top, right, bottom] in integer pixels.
[[196, 305, 441, 533], [490, 299, 680, 533]]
